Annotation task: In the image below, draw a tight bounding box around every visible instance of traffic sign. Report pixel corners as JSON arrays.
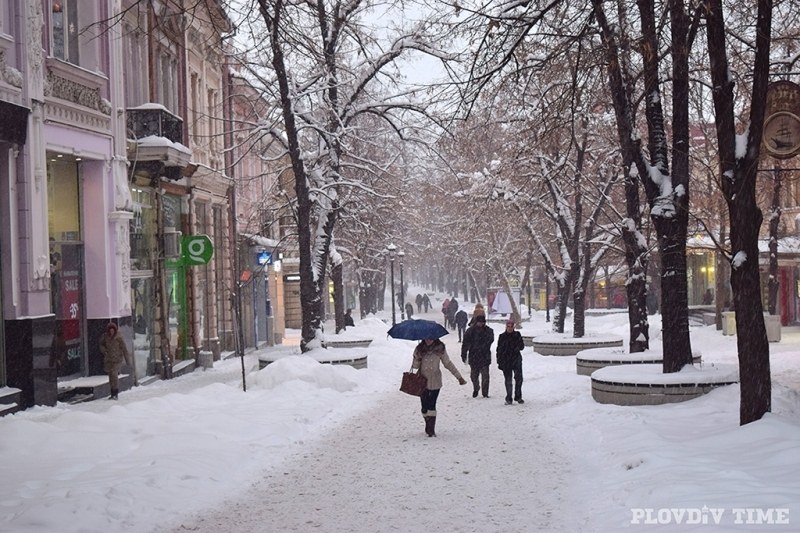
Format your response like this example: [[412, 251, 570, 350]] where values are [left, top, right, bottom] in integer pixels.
[[182, 234, 214, 265]]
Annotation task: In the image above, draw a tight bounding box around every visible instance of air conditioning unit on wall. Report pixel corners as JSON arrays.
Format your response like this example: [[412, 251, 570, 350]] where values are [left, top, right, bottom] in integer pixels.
[[163, 227, 182, 258]]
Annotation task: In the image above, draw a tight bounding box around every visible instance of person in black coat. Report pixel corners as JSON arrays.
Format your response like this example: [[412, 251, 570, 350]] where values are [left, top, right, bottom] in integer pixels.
[[447, 298, 459, 330], [454, 309, 468, 342], [344, 309, 355, 327], [461, 314, 494, 398], [496, 320, 525, 404]]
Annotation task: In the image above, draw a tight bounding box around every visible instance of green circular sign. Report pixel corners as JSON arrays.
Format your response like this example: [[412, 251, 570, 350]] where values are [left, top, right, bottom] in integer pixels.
[[182, 235, 214, 265]]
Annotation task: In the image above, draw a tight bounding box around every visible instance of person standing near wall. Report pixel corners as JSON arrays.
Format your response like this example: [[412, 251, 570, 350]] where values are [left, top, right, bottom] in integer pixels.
[[99, 322, 131, 400]]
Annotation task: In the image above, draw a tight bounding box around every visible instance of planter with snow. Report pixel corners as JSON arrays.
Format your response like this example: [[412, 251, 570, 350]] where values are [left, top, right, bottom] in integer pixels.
[[590, 363, 738, 406], [532, 332, 623, 356], [259, 349, 368, 370], [576, 347, 702, 376]]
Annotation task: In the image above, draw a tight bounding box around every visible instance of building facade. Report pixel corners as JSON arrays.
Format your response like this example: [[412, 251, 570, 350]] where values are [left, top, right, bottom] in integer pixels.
[[1, 0, 288, 414], [1, 0, 132, 409]]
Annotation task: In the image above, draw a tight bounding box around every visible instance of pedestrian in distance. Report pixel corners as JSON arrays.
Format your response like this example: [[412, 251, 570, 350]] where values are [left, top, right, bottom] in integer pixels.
[[415, 294, 423, 313], [344, 308, 355, 327], [455, 309, 468, 342], [468, 302, 485, 326], [405, 302, 414, 319], [441, 298, 450, 327], [422, 294, 431, 313], [447, 297, 459, 330], [496, 320, 525, 405], [411, 338, 467, 437], [99, 322, 131, 400], [461, 314, 494, 398]]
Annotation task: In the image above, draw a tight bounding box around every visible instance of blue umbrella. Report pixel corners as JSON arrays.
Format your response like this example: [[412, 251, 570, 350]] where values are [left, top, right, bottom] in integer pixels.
[[387, 319, 449, 341]]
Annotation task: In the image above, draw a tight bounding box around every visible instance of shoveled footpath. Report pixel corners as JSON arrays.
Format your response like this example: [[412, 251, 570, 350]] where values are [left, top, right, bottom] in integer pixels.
[[169, 329, 583, 533]]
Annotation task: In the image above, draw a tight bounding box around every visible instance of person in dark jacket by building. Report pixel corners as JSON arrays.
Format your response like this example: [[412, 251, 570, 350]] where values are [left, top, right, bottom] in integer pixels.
[[496, 320, 525, 405], [99, 322, 131, 400], [461, 314, 494, 398], [454, 309, 468, 342], [411, 338, 467, 437]]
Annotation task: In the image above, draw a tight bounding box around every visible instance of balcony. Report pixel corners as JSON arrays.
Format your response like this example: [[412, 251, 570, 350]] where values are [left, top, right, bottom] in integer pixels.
[[127, 104, 192, 180], [127, 104, 183, 143]]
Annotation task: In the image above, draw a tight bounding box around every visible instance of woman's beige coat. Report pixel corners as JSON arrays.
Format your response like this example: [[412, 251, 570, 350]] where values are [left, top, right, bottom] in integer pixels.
[[411, 341, 463, 390]]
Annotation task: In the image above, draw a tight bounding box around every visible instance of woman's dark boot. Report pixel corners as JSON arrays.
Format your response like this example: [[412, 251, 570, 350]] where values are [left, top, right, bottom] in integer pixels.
[[425, 414, 436, 437], [110, 389, 119, 400]]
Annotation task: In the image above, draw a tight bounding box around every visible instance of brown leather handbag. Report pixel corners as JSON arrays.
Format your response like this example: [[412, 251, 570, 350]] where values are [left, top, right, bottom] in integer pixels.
[[400, 371, 427, 396]]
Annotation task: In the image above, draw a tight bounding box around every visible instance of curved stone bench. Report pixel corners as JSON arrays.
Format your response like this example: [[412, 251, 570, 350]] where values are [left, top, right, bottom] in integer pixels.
[[323, 339, 373, 349], [532, 334, 623, 356], [259, 350, 368, 370], [576, 347, 702, 376], [591, 363, 738, 406]]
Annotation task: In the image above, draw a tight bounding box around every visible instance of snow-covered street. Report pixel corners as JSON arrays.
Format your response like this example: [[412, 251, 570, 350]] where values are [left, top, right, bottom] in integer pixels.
[[3, 293, 799, 532], [170, 330, 579, 533]]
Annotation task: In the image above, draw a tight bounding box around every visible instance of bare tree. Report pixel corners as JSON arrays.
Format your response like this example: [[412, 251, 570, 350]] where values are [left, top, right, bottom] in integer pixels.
[[232, 0, 450, 350], [703, 0, 773, 424]]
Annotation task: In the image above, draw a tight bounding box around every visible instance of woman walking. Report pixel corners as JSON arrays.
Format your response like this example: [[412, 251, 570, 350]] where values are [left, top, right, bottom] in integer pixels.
[[99, 322, 131, 400], [411, 338, 466, 436]]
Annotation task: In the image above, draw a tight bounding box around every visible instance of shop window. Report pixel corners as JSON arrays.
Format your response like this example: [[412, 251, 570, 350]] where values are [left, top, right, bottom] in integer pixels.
[[47, 155, 84, 377], [130, 186, 155, 271]]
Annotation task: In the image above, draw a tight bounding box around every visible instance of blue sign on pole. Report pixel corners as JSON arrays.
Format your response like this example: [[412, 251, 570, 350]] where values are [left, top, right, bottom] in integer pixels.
[[256, 251, 273, 265]]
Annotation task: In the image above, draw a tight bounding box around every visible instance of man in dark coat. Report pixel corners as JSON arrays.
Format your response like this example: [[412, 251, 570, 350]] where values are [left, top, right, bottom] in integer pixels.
[[447, 298, 459, 330], [422, 294, 431, 312], [415, 293, 423, 313], [496, 320, 525, 405], [454, 309, 468, 342], [461, 314, 494, 398]]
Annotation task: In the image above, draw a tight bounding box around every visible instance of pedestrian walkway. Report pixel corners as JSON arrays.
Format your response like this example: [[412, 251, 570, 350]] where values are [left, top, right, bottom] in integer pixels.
[[170, 302, 582, 532]]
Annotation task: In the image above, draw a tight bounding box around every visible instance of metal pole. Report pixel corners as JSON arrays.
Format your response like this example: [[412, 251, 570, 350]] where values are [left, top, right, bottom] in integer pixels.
[[390, 259, 396, 326], [399, 256, 405, 320]]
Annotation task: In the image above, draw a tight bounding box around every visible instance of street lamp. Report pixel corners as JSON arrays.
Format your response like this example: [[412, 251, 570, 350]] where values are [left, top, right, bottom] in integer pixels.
[[386, 243, 397, 325], [398, 250, 405, 320]]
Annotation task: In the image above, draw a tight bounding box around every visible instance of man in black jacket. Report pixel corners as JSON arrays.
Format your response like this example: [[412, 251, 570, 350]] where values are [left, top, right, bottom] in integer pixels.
[[496, 320, 525, 405], [461, 314, 494, 398], [454, 309, 468, 342]]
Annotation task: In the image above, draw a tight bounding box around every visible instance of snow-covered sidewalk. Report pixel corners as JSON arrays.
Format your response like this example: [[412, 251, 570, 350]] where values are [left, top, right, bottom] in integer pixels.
[[2, 302, 799, 533], [168, 331, 580, 532]]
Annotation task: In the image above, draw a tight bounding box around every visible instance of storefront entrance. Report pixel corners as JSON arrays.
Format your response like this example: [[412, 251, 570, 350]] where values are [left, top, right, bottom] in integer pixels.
[[47, 155, 86, 377]]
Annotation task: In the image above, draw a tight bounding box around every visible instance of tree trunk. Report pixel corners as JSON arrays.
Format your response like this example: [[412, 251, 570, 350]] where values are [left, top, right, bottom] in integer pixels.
[[704, 0, 772, 424], [622, 159, 649, 353], [730, 190, 770, 424], [656, 224, 692, 373], [332, 262, 345, 333]]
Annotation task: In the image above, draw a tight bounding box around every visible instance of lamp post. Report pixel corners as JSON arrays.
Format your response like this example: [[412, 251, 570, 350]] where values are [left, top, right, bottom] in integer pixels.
[[398, 250, 405, 320], [386, 243, 397, 325]]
